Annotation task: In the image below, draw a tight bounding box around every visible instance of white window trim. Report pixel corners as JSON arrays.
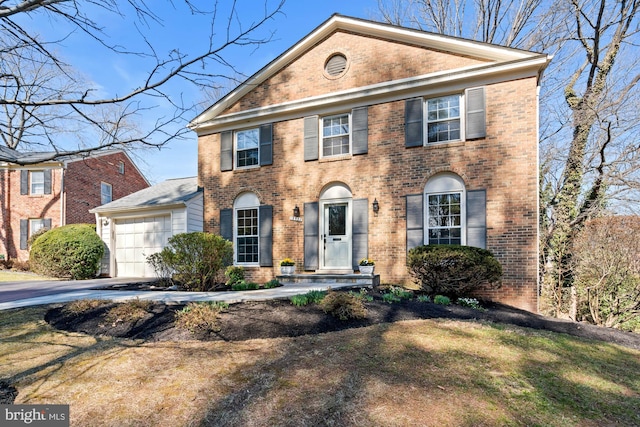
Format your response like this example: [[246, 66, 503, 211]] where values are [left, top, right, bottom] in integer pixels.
[[30, 170, 45, 195], [234, 127, 260, 170], [320, 113, 352, 158], [424, 173, 466, 246], [423, 93, 465, 145], [101, 182, 113, 204], [233, 193, 260, 266]]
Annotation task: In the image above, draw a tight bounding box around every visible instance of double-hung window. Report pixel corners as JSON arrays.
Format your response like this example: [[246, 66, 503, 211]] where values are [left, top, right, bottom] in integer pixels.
[[426, 95, 461, 143], [30, 171, 45, 195], [236, 128, 260, 168], [427, 193, 462, 245], [29, 218, 46, 237], [322, 114, 350, 157], [101, 182, 112, 204], [236, 208, 259, 264]]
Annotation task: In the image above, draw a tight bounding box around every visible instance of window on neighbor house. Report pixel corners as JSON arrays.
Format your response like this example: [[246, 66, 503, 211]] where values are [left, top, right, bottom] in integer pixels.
[[426, 94, 461, 143], [30, 171, 45, 195], [29, 218, 46, 237], [118, 161, 125, 174], [235, 128, 260, 168], [322, 113, 350, 157], [101, 182, 112, 204]]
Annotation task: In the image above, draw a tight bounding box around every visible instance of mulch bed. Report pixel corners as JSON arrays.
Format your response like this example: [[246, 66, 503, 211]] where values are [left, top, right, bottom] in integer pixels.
[[42, 289, 640, 350]]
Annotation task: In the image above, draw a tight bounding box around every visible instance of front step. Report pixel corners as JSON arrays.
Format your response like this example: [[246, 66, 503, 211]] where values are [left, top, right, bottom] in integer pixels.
[[277, 273, 380, 288]]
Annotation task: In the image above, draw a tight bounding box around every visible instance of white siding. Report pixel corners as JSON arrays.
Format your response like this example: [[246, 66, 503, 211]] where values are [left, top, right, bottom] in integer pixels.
[[186, 193, 204, 232]]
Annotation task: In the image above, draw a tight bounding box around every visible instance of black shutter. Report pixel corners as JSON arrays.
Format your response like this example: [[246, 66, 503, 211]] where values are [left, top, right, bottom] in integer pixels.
[[352, 107, 368, 155], [259, 124, 273, 166], [352, 198, 368, 269], [259, 205, 273, 266], [20, 170, 28, 195], [43, 169, 52, 195], [304, 116, 319, 161], [20, 219, 28, 250], [405, 98, 424, 147], [220, 131, 233, 172], [303, 202, 319, 270], [467, 190, 487, 249], [466, 87, 486, 139], [406, 194, 424, 251], [220, 208, 233, 242]]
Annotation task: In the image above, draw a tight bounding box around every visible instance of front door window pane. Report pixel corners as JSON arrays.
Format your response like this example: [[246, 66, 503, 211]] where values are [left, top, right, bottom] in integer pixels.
[[328, 205, 346, 236]]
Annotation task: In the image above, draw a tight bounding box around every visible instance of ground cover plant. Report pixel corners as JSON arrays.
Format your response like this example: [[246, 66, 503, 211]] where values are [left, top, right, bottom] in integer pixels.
[[1, 298, 639, 427]]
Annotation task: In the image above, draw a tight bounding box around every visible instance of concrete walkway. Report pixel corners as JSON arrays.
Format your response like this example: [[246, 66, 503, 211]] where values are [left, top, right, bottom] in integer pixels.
[[0, 279, 355, 311]]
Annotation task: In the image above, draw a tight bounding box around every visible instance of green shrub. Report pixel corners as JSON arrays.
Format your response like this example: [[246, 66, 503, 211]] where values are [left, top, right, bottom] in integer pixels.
[[175, 301, 228, 334], [319, 290, 367, 320], [457, 297, 484, 310], [147, 232, 233, 292], [434, 295, 451, 305], [29, 224, 104, 279], [382, 293, 400, 304], [407, 245, 502, 298], [263, 279, 280, 289], [146, 252, 173, 285], [225, 266, 245, 286], [417, 295, 432, 303], [290, 290, 327, 307], [231, 281, 260, 291]]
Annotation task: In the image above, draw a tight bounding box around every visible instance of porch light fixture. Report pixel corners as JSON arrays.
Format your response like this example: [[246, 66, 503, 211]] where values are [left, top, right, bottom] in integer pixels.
[[293, 205, 300, 218], [372, 198, 379, 214], [102, 218, 110, 226]]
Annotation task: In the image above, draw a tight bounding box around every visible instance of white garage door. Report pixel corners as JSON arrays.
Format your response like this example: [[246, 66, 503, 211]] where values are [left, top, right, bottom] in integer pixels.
[[114, 216, 172, 277]]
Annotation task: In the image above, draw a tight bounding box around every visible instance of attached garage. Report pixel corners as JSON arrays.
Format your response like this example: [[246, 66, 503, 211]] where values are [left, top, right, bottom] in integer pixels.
[[90, 177, 203, 278]]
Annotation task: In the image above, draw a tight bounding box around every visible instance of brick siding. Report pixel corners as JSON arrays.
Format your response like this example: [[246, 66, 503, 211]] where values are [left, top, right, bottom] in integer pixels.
[[197, 30, 541, 312]]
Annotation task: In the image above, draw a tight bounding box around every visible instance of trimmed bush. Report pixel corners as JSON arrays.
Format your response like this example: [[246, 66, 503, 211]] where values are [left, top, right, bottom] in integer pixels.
[[148, 232, 233, 291], [29, 224, 104, 279], [407, 245, 502, 298], [319, 290, 367, 320]]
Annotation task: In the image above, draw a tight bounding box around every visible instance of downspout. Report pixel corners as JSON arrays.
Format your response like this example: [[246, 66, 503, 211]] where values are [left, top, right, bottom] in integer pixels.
[[60, 163, 68, 226]]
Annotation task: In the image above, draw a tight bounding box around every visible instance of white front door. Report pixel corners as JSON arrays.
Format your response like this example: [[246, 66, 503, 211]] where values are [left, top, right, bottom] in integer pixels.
[[321, 202, 351, 269]]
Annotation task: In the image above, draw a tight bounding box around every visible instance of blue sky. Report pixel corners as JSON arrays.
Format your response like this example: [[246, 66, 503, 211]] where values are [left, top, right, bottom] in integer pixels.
[[30, 0, 380, 183]]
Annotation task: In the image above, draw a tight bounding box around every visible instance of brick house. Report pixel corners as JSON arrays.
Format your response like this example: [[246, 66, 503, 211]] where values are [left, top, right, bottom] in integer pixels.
[[189, 15, 551, 312], [0, 149, 149, 261]]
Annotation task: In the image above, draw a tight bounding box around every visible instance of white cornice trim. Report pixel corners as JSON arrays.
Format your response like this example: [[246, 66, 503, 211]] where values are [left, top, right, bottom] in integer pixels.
[[189, 14, 547, 129], [191, 54, 550, 135]]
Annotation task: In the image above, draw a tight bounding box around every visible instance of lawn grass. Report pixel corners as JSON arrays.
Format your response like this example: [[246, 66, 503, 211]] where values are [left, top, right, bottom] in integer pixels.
[[0, 271, 54, 282], [1, 306, 639, 426]]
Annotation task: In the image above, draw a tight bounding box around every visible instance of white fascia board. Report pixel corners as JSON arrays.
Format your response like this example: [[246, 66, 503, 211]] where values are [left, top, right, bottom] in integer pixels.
[[189, 15, 541, 129], [90, 203, 187, 217], [192, 54, 550, 135]]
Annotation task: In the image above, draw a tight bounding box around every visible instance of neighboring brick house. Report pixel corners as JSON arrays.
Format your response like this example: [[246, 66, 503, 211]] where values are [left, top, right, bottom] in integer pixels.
[[0, 149, 149, 261], [189, 15, 551, 312]]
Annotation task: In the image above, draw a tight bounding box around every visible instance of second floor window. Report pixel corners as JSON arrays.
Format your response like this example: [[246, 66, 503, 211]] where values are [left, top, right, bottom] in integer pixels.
[[427, 95, 461, 143], [30, 171, 45, 194], [101, 182, 112, 204], [322, 114, 350, 157], [236, 128, 259, 168]]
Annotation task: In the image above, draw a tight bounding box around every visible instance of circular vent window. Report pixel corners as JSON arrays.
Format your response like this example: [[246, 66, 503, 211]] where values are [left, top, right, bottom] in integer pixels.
[[324, 53, 348, 78]]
